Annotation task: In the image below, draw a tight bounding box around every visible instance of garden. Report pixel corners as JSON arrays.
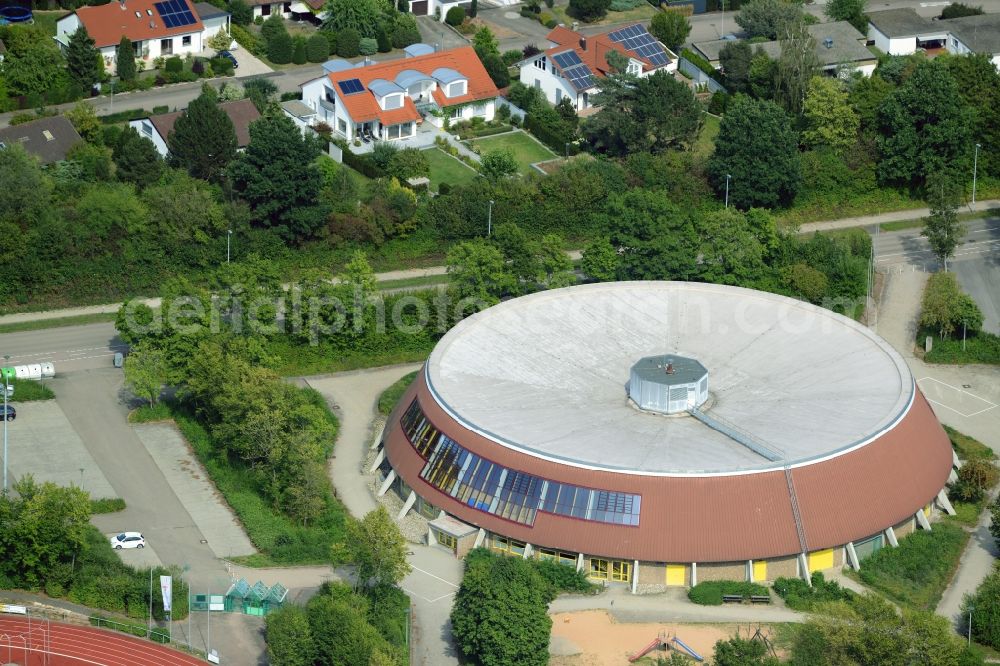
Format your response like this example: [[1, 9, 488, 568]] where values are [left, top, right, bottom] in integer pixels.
[[466, 131, 558, 175], [422, 147, 479, 192]]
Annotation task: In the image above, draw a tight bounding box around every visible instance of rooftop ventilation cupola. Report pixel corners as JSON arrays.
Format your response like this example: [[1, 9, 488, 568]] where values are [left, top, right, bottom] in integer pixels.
[[628, 354, 708, 415]]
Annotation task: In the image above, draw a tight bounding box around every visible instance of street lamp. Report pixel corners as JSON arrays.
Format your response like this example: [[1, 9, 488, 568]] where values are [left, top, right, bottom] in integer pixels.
[[3, 353, 9, 493], [972, 143, 981, 205], [565, 142, 570, 159], [226, 229, 232, 264], [725, 174, 731, 209], [487, 200, 494, 236]]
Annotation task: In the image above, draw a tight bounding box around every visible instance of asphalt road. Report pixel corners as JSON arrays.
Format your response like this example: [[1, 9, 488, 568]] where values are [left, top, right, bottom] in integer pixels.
[[0, 322, 124, 373], [875, 216, 1000, 335]]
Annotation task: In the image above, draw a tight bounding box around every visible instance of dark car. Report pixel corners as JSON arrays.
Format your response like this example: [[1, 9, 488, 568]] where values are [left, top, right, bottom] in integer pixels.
[[0, 405, 15, 421], [219, 50, 238, 69]]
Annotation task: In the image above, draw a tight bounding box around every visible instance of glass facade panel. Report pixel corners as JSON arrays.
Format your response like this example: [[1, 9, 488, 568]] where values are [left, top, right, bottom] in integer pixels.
[[399, 399, 640, 527]]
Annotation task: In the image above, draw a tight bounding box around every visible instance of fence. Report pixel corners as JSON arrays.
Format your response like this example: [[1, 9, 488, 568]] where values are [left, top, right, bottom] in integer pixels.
[[678, 56, 727, 94]]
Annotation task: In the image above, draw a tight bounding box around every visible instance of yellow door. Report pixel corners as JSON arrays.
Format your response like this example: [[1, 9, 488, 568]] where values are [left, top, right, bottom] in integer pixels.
[[666, 564, 686, 586], [808, 549, 834, 572], [924, 504, 931, 517], [753, 560, 767, 582]]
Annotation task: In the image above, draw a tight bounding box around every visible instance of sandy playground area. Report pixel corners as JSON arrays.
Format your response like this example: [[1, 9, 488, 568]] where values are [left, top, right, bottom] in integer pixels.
[[549, 610, 775, 665]]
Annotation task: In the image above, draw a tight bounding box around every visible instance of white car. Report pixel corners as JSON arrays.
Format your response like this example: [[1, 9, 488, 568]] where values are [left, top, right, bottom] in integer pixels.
[[110, 532, 145, 549]]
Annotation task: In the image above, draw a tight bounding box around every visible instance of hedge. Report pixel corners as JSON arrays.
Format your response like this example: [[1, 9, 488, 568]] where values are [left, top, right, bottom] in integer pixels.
[[446, 6, 466, 25], [90, 497, 127, 514], [687, 581, 769, 605], [773, 572, 854, 611], [341, 145, 387, 179], [680, 48, 716, 77], [231, 24, 265, 56]]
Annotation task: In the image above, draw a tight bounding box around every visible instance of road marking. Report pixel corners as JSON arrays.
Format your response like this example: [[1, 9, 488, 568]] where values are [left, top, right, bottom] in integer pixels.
[[917, 377, 998, 418], [409, 564, 460, 588]]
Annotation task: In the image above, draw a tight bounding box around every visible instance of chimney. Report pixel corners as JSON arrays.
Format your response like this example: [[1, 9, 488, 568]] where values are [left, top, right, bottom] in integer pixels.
[[824, 37, 833, 48], [119, 0, 126, 10], [579, 36, 587, 51], [665, 362, 675, 375], [149, 18, 155, 27]]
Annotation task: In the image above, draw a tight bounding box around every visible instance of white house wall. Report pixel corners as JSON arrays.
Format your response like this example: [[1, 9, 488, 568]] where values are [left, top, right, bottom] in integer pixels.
[[201, 16, 230, 39], [519, 59, 579, 109], [55, 13, 80, 41], [128, 118, 169, 156]]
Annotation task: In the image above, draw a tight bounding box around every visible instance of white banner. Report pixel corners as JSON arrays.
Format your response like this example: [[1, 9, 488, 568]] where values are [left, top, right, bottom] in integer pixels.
[[160, 575, 172, 613]]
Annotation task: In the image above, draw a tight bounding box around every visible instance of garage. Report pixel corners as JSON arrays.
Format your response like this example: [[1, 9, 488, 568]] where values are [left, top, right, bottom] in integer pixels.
[[410, 0, 428, 14]]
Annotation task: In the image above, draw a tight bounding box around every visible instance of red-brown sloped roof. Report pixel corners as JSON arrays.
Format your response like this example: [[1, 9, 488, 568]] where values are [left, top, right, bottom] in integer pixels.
[[75, 0, 204, 48], [326, 46, 499, 126], [544, 23, 670, 79], [149, 98, 260, 147], [384, 372, 952, 563]]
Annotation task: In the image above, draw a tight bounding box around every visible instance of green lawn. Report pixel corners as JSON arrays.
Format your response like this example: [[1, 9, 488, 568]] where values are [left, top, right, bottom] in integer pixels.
[[0, 311, 117, 334], [30, 10, 70, 37], [947, 426, 997, 461], [422, 148, 478, 191], [378, 371, 417, 415], [693, 113, 720, 162], [466, 131, 557, 175]]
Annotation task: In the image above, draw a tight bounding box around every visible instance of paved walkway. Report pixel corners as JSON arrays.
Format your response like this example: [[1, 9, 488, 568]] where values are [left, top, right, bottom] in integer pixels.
[[798, 200, 1000, 234]]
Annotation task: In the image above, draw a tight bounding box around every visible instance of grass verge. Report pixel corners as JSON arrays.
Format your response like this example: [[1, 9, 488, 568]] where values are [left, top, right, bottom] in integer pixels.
[[128, 403, 173, 423], [163, 404, 349, 567], [90, 497, 127, 514], [10, 379, 55, 401], [378, 372, 417, 415], [849, 521, 968, 611], [0, 312, 118, 335], [378, 274, 448, 291], [947, 425, 996, 461], [267, 338, 432, 377]]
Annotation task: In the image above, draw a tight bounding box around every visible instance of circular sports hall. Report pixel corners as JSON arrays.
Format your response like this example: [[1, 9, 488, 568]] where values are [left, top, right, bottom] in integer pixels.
[[376, 281, 955, 589]]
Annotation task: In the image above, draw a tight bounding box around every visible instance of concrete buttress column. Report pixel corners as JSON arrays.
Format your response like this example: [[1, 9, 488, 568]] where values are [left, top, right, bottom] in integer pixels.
[[631, 561, 639, 594], [845, 542, 860, 571], [396, 490, 416, 520], [885, 526, 899, 547], [368, 448, 385, 473], [690, 563, 697, 587], [377, 469, 396, 496], [936, 489, 956, 516], [915, 509, 932, 531]]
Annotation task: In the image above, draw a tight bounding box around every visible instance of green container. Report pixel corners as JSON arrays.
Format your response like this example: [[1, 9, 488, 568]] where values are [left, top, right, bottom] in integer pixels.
[[0, 368, 14, 382]]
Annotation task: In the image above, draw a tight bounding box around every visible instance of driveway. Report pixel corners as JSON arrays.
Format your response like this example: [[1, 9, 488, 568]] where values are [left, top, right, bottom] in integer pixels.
[[477, 7, 553, 51]]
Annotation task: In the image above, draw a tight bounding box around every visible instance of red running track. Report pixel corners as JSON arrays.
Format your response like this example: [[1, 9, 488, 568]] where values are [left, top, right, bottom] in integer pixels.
[[0, 617, 204, 665]]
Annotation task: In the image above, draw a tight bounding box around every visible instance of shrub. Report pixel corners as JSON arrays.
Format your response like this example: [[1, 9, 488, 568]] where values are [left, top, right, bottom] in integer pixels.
[[502, 49, 524, 66], [319, 30, 338, 55], [858, 521, 968, 610], [951, 459, 999, 502], [229, 0, 252, 24], [231, 24, 265, 56], [708, 90, 729, 114], [359, 37, 378, 56], [337, 28, 361, 58], [940, 2, 984, 18], [569, 0, 611, 21], [964, 565, 1000, 649], [376, 25, 391, 53], [164, 56, 183, 73], [609, 0, 643, 9], [292, 37, 307, 64], [445, 6, 466, 25], [211, 57, 235, 76], [687, 580, 769, 605], [90, 497, 128, 514], [774, 572, 854, 611], [268, 31, 294, 64]]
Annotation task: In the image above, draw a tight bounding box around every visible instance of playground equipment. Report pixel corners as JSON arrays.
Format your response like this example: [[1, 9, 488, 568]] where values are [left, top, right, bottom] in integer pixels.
[[628, 631, 704, 663], [0, 3, 32, 23]]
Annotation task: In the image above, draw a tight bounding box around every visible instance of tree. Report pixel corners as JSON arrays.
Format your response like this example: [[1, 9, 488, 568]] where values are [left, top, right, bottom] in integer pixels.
[[964, 568, 1000, 650], [990, 497, 1000, 544], [707, 95, 801, 209], [920, 272, 983, 339], [446, 240, 513, 306], [773, 19, 819, 115], [947, 54, 1000, 178], [951, 459, 999, 502], [207, 28, 233, 52], [940, 2, 983, 18], [243, 76, 278, 113], [696, 208, 768, 286], [480, 52, 510, 88], [123, 341, 168, 407], [451, 551, 552, 666], [802, 76, 859, 153], [719, 41, 753, 94], [307, 593, 395, 666], [649, 10, 690, 52], [228, 114, 327, 242], [748, 49, 778, 99], [537, 233, 575, 288], [736, 0, 803, 39], [387, 148, 429, 181], [2, 39, 68, 98], [605, 189, 699, 280], [473, 26, 499, 59], [116, 35, 136, 83], [322, 0, 386, 36], [344, 506, 412, 591], [65, 101, 103, 144], [265, 605, 315, 666], [825, 0, 867, 32], [569, 0, 611, 22], [584, 70, 701, 156], [581, 237, 619, 281], [877, 60, 973, 190], [267, 27, 294, 64], [168, 92, 238, 182], [230, 0, 252, 24], [922, 178, 964, 269], [112, 127, 163, 189], [480, 149, 519, 181], [66, 26, 100, 91]]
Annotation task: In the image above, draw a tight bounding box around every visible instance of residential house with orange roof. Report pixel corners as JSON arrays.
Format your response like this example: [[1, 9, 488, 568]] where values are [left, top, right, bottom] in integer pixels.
[[245, 0, 323, 23], [55, 0, 229, 74], [299, 45, 500, 145], [518, 23, 677, 113], [128, 98, 261, 156]]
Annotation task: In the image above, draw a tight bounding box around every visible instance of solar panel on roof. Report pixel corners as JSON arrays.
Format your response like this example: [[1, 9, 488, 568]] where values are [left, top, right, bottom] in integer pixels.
[[562, 63, 595, 90], [338, 78, 365, 95], [154, 0, 196, 28], [552, 50, 583, 69], [606, 24, 671, 68]]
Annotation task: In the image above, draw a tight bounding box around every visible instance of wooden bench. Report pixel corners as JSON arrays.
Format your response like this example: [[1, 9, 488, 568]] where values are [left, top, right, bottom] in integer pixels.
[[722, 594, 744, 603], [750, 595, 771, 604]]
